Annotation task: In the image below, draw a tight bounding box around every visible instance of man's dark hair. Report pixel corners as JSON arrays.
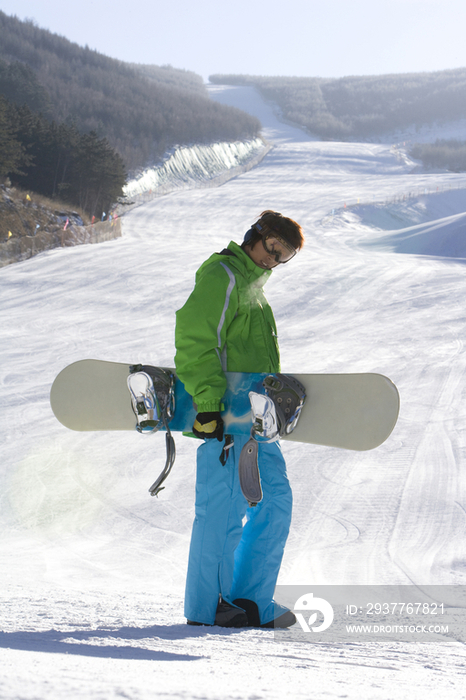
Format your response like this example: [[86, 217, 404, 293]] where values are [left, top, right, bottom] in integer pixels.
[[243, 211, 304, 251]]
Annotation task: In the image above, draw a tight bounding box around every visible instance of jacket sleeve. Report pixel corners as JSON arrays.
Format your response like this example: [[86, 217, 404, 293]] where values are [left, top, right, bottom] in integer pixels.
[[175, 261, 237, 412]]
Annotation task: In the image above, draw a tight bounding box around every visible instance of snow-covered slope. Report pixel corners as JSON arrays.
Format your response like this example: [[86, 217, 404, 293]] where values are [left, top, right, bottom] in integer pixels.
[[1, 85, 466, 699], [123, 137, 267, 198]]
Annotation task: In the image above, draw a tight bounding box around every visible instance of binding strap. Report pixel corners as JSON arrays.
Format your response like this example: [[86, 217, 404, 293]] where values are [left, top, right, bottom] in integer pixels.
[[128, 365, 176, 497]]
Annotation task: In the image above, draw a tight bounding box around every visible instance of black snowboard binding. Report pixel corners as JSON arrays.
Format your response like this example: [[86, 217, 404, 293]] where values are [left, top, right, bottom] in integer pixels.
[[261, 373, 306, 436], [127, 365, 176, 497], [238, 373, 306, 507]]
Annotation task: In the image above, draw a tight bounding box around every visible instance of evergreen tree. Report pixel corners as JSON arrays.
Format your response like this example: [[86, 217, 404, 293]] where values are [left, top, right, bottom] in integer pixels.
[[0, 95, 26, 178], [0, 11, 261, 171], [9, 103, 126, 216], [70, 131, 126, 216], [0, 59, 51, 113]]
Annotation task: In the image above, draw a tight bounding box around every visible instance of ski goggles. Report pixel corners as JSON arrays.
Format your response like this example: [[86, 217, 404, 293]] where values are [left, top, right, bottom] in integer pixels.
[[260, 231, 297, 264]]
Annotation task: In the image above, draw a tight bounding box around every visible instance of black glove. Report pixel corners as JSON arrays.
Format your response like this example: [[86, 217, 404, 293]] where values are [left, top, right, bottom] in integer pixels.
[[193, 412, 224, 441]]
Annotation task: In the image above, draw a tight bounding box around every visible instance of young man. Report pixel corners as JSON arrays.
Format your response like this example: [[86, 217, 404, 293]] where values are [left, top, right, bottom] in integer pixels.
[[175, 211, 304, 628]]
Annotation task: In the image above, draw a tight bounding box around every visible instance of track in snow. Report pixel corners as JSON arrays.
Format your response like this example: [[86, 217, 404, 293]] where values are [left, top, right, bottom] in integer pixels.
[[1, 85, 466, 700]]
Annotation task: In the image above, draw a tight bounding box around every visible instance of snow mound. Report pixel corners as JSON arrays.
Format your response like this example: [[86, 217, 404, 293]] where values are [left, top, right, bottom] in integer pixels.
[[345, 188, 466, 259], [365, 211, 466, 259], [123, 138, 266, 198]]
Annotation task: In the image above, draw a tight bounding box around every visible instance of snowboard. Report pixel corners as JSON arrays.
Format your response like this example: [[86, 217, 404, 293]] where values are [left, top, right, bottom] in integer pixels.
[[50, 359, 400, 451]]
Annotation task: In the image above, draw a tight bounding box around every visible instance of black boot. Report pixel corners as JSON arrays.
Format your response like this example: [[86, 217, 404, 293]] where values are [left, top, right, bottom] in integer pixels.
[[233, 598, 296, 628], [187, 599, 248, 628]]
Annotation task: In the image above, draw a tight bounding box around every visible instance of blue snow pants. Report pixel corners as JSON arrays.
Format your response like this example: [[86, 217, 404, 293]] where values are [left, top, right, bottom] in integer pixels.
[[184, 434, 292, 625]]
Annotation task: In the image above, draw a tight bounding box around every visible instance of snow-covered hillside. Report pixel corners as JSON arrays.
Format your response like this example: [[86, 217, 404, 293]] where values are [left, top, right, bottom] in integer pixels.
[[123, 138, 267, 199], [1, 85, 466, 699]]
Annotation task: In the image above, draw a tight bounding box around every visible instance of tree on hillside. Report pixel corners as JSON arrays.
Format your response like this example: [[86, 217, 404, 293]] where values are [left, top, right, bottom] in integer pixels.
[[0, 12, 261, 171], [70, 131, 127, 216], [209, 70, 466, 141], [8, 101, 126, 216], [410, 139, 466, 172], [0, 95, 26, 179], [0, 59, 51, 113], [10, 104, 74, 195]]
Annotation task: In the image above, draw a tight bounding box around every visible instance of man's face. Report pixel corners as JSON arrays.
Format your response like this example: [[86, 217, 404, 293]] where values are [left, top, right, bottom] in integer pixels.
[[246, 240, 281, 270], [246, 234, 297, 270]]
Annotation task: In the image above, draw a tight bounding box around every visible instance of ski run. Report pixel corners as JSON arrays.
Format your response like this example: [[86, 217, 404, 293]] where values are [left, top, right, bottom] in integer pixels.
[[1, 84, 466, 699]]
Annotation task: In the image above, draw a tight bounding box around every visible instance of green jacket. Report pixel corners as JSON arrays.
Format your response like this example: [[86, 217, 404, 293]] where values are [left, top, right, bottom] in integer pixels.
[[175, 241, 280, 412]]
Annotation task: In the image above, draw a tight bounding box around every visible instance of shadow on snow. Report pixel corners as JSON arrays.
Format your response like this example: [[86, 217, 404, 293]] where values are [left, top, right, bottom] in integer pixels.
[[0, 623, 245, 660]]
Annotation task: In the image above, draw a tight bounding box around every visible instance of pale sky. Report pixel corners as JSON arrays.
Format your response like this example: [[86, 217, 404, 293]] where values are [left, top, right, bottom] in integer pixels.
[[1, 0, 466, 81]]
